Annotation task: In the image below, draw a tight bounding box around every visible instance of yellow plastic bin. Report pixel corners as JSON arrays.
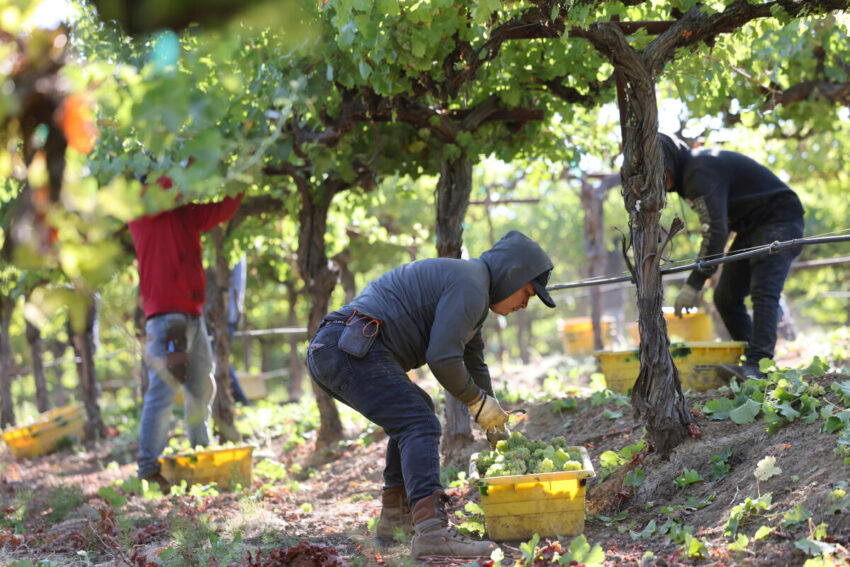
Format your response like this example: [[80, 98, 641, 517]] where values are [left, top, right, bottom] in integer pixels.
[[469, 446, 595, 541], [158, 445, 254, 490], [596, 341, 747, 393], [559, 317, 611, 356], [629, 308, 716, 344], [237, 374, 267, 400], [2, 404, 85, 459]]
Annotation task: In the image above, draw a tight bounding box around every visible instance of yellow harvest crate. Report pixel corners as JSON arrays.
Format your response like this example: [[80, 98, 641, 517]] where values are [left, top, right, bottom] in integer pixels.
[[237, 374, 267, 400], [158, 445, 254, 490], [558, 317, 612, 356], [2, 404, 85, 459], [469, 446, 595, 542], [629, 308, 716, 344], [595, 341, 747, 394]]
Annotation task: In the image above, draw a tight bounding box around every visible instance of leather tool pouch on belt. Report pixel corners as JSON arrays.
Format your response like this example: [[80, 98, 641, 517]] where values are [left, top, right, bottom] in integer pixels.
[[338, 309, 381, 358], [165, 322, 189, 384]]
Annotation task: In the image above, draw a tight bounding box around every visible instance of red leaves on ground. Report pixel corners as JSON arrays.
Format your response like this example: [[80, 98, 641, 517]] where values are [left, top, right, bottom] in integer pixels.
[[129, 546, 162, 567], [687, 422, 702, 438], [242, 542, 349, 567], [133, 519, 170, 546]]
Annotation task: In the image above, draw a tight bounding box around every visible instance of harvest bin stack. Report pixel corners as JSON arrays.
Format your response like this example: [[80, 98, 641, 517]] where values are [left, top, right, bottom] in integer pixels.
[[2, 404, 85, 459], [469, 446, 595, 541], [158, 445, 254, 490], [596, 341, 747, 393]]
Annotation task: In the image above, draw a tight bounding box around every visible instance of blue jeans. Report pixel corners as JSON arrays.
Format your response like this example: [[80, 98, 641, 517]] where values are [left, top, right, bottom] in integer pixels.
[[138, 313, 216, 478], [714, 218, 804, 363], [306, 319, 441, 506]]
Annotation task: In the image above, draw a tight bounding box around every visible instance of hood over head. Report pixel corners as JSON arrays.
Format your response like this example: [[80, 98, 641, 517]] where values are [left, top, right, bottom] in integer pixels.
[[479, 230, 555, 308], [659, 133, 692, 193]]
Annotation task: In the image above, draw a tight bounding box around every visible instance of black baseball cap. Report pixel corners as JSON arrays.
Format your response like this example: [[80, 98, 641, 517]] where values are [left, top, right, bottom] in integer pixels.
[[531, 269, 556, 308]]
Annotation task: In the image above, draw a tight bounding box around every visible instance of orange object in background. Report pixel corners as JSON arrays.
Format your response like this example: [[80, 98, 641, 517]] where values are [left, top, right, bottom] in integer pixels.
[[59, 94, 99, 154]]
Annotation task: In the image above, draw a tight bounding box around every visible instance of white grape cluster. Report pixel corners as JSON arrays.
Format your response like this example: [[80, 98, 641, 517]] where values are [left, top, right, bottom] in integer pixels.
[[475, 431, 583, 478]]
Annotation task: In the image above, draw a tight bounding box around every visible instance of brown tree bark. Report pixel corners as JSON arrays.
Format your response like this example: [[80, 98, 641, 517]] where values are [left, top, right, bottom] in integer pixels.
[[333, 249, 357, 303], [580, 175, 607, 351], [208, 228, 239, 443], [133, 298, 147, 405], [0, 294, 15, 428], [297, 183, 344, 451], [436, 156, 476, 465], [26, 320, 50, 412], [285, 280, 304, 402], [577, 21, 694, 455], [69, 294, 105, 442], [47, 340, 68, 407]]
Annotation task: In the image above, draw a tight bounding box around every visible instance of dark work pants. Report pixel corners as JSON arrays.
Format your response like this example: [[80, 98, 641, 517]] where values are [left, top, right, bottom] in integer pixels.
[[713, 218, 804, 364], [306, 319, 441, 507]]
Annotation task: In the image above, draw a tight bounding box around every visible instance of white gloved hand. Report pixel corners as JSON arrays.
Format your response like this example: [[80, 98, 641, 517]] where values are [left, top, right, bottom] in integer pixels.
[[674, 284, 700, 317], [468, 392, 509, 439]]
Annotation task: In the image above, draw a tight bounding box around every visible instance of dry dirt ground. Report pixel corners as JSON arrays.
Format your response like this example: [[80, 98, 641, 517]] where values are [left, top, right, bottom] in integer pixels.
[[0, 352, 849, 566]]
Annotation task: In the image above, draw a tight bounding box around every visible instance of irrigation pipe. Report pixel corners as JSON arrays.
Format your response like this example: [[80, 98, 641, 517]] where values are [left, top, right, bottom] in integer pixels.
[[547, 234, 850, 292]]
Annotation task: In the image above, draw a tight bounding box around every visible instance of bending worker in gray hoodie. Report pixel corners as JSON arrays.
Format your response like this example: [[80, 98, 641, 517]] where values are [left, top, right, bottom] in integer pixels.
[[306, 230, 556, 558]]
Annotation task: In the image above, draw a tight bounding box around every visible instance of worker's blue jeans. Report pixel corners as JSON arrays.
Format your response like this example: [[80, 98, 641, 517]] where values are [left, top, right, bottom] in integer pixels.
[[138, 313, 216, 479], [714, 218, 804, 364], [306, 318, 441, 507]]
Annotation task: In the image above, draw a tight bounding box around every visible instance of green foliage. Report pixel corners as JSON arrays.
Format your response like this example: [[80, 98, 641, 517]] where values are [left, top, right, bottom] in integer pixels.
[[597, 440, 648, 482], [725, 494, 772, 540], [674, 469, 703, 489], [159, 516, 243, 567], [702, 358, 840, 446], [43, 484, 86, 523], [710, 447, 733, 481], [454, 501, 486, 538], [781, 505, 813, 530], [623, 467, 645, 488], [0, 488, 32, 533]]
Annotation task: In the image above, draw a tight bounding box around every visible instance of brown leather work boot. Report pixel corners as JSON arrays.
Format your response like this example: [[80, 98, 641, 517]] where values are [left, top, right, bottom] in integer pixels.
[[410, 489, 498, 557], [375, 485, 413, 546]]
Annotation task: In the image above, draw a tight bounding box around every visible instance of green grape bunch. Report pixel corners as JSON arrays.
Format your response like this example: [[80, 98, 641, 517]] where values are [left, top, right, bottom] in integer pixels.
[[476, 432, 584, 478]]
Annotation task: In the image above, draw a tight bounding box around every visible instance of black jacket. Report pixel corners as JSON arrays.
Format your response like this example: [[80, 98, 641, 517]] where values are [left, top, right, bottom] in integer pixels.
[[341, 231, 553, 404], [660, 134, 804, 289]]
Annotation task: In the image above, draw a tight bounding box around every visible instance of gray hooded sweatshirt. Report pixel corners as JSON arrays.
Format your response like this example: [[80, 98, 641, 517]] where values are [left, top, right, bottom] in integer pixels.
[[342, 230, 553, 404]]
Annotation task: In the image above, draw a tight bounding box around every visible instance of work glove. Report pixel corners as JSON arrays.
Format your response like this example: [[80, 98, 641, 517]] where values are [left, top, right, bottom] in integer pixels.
[[467, 391, 510, 448], [486, 427, 510, 450], [673, 284, 700, 317]]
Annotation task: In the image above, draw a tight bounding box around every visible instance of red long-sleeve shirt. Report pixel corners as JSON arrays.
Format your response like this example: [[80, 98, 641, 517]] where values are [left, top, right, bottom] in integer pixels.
[[129, 192, 244, 319]]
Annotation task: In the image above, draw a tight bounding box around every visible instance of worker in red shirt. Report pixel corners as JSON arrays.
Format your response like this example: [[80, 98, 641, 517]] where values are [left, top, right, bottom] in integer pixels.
[[129, 176, 244, 489]]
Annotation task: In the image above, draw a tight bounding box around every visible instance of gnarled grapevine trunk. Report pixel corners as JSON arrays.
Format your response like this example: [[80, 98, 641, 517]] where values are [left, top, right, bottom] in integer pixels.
[[26, 320, 50, 413], [579, 22, 694, 456], [69, 293, 105, 442], [436, 156, 475, 465], [0, 294, 15, 428], [208, 228, 239, 443], [298, 186, 344, 451], [618, 59, 693, 456]]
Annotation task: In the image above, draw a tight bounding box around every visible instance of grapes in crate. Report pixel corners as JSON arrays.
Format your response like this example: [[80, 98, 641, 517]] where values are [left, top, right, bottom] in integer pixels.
[[475, 431, 583, 478]]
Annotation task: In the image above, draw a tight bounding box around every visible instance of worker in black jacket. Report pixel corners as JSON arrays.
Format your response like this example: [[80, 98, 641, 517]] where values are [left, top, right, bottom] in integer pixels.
[[660, 133, 804, 380], [306, 230, 555, 557]]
